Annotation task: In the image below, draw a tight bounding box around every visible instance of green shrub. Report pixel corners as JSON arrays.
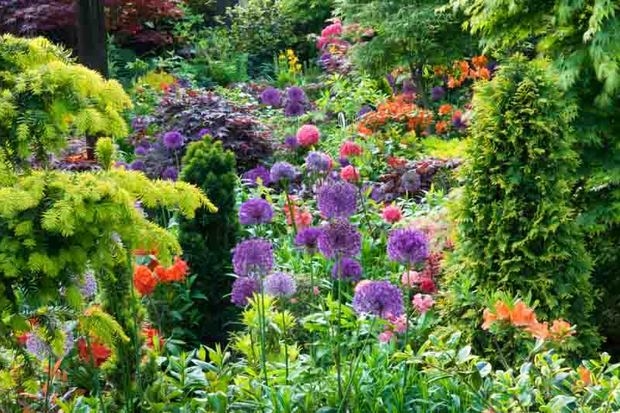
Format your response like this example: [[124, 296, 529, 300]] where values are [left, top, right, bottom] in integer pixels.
[[445, 56, 599, 356], [178, 137, 239, 345]]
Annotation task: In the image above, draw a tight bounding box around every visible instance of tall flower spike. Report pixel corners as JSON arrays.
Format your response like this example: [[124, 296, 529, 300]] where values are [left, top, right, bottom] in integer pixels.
[[232, 238, 274, 276]]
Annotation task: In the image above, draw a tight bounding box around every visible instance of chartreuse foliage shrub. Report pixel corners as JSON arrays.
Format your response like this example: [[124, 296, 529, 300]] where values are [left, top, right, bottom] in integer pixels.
[[446, 57, 599, 356], [451, 0, 620, 352], [178, 137, 239, 345], [0, 35, 131, 169]]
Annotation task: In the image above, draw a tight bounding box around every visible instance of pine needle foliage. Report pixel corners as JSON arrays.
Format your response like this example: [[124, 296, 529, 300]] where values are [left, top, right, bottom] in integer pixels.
[[335, 0, 475, 77], [178, 137, 239, 345], [0, 166, 213, 336], [447, 57, 599, 355], [0, 35, 131, 169]]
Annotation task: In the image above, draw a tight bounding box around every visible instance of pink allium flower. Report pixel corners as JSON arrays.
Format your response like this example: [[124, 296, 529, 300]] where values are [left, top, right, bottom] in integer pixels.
[[412, 294, 434, 314], [386, 314, 408, 333], [296, 124, 320, 147], [339, 141, 363, 158], [340, 165, 360, 182], [378, 330, 394, 343], [313, 286, 320, 296], [382, 204, 402, 224], [321, 20, 342, 37], [401, 271, 422, 288], [419, 278, 437, 294]]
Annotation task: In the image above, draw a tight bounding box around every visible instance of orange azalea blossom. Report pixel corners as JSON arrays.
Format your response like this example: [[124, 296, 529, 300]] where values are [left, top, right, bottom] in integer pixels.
[[577, 365, 592, 385], [472, 55, 488, 68], [525, 321, 550, 340], [435, 121, 448, 134], [550, 319, 574, 339], [482, 308, 497, 330], [357, 124, 373, 136], [472, 67, 491, 80], [510, 301, 537, 327], [438, 104, 453, 116], [387, 156, 408, 169], [406, 110, 433, 133], [447, 76, 461, 89], [133, 265, 158, 295]]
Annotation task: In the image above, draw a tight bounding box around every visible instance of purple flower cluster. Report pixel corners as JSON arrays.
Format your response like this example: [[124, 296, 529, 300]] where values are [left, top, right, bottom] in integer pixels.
[[306, 151, 332, 173], [352, 280, 404, 318], [79, 270, 97, 298], [264, 272, 297, 297], [317, 219, 361, 258], [387, 228, 429, 265], [162, 130, 184, 150], [284, 135, 299, 150], [270, 161, 298, 184], [231, 276, 259, 306], [242, 166, 271, 187], [283, 87, 307, 117], [260, 87, 282, 107], [317, 181, 357, 219], [239, 198, 273, 225], [295, 227, 322, 253], [431, 86, 445, 101], [332, 257, 362, 281], [161, 166, 179, 181], [232, 238, 274, 276]]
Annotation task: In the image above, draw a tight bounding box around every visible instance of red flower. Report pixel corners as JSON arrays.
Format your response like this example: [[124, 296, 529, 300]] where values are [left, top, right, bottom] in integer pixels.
[[296, 124, 321, 147], [418, 278, 437, 294], [387, 156, 407, 169], [143, 327, 164, 349], [77, 337, 111, 367], [340, 165, 360, 182], [381, 204, 402, 224], [339, 141, 363, 158], [133, 265, 158, 295]]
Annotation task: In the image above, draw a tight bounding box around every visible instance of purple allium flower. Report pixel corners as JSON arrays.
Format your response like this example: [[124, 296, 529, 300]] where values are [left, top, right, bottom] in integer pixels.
[[26, 333, 50, 361], [197, 128, 211, 138], [79, 270, 97, 298], [162, 131, 184, 150], [231, 276, 259, 306], [242, 166, 271, 186], [370, 185, 385, 202], [402, 79, 415, 95], [387, 228, 429, 265], [264, 272, 297, 297], [260, 87, 282, 107], [131, 116, 149, 132], [352, 280, 404, 318], [239, 198, 274, 225], [306, 151, 332, 173], [339, 157, 351, 168], [284, 101, 306, 117], [317, 181, 357, 219], [130, 160, 145, 171], [357, 105, 372, 119], [284, 135, 299, 150], [332, 257, 363, 281], [295, 227, 322, 253], [431, 86, 445, 101], [317, 219, 361, 258], [232, 238, 274, 276], [270, 161, 297, 184], [162, 166, 178, 181], [286, 86, 306, 103], [134, 146, 147, 156], [401, 170, 421, 193]]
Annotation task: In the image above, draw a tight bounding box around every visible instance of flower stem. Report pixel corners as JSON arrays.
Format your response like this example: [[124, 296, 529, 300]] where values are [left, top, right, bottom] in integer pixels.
[[258, 285, 270, 386]]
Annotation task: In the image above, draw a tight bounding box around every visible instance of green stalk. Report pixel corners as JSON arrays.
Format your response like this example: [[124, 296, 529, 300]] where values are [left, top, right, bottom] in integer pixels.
[[258, 281, 270, 386]]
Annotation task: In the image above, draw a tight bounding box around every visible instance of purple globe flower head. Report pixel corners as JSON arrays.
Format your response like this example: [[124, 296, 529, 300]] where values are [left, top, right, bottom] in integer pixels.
[[239, 198, 274, 225], [79, 270, 97, 298], [134, 146, 147, 156], [402, 79, 415, 95], [130, 160, 145, 171], [162, 130, 184, 150], [370, 185, 385, 202], [232, 238, 274, 276], [242, 166, 271, 187], [284, 101, 306, 117], [387, 228, 429, 265], [317, 219, 361, 258], [260, 87, 282, 107], [332, 257, 363, 281], [306, 151, 332, 173], [352, 280, 404, 318], [431, 86, 445, 101], [264, 272, 297, 297], [231, 276, 259, 306], [284, 135, 299, 151], [317, 181, 357, 219], [270, 161, 298, 184], [339, 157, 350, 168], [295, 227, 322, 253], [357, 105, 372, 119], [197, 128, 212, 138], [161, 166, 178, 181], [286, 86, 306, 103]]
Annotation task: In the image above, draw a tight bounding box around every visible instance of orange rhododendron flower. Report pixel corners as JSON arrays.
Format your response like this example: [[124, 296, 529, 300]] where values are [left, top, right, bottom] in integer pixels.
[[438, 104, 453, 116], [550, 319, 574, 339], [510, 301, 537, 327], [472, 55, 488, 68], [482, 308, 497, 330], [435, 121, 448, 134], [494, 301, 511, 321], [525, 321, 550, 340], [133, 265, 158, 295], [577, 366, 592, 385]]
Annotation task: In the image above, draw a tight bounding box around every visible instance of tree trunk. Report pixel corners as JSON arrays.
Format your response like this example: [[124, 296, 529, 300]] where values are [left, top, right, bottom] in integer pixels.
[[76, 0, 108, 160]]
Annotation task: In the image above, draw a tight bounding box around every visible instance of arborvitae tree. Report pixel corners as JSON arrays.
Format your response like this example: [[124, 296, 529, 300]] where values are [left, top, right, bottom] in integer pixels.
[[451, 0, 620, 353], [179, 137, 239, 345], [447, 57, 599, 355]]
